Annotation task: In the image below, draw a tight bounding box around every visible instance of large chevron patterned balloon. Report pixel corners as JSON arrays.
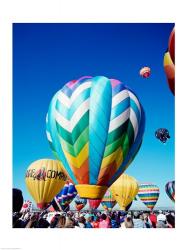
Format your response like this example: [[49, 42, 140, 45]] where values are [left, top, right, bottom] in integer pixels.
[[46, 76, 145, 199]]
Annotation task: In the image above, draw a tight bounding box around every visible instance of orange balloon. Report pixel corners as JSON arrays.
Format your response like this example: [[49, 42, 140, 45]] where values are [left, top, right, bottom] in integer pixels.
[[168, 28, 175, 64]]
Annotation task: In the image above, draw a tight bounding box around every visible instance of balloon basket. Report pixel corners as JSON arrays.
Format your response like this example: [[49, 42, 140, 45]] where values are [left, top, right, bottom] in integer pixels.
[[37, 202, 48, 210], [75, 184, 107, 199]]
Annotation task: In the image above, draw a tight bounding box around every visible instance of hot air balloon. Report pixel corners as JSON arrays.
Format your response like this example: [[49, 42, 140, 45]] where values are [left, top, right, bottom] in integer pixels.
[[165, 181, 175, 202], [53, 181, 69, 211], [138, 183, 160, 210], [101, 189, 116, 211], [164, 51, 175, 95], [88, 199, 101, 210], [139, 67, 151, 78], [53, 181, 77, 211], [25, 159, 67, 209], [46, 76, 145, 199], [168, 28, 175, 64], [164, 27, 175, 95], [110, 174, 139, 210], [155, 128, 170, 143], [74, 195, 87, 211]]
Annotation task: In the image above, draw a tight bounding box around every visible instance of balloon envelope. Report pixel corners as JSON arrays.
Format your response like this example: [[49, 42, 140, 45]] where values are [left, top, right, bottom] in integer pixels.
[[138, 183, 159, 210], [25, 159, 67, 209], [101, 189, 116, 211], [74, 195, 87, 211], [139, 67, 151, 78], [88, 199, 101, 209], [168, 28, 175, 64], [52, 181, 77, 211], [46, 76, 145, 199], [164, 51, 175, 95], [165, 181, 175, 202], [110, 174, 139, 210], [155, 128, 170, 143], [164, 27, 175, 95]]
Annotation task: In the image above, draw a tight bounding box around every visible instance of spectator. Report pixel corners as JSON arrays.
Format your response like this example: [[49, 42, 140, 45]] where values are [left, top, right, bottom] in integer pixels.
[[166, 214, 175, 228], [85, 216, 93, 228], [122, 217, 134, 228], [92, 216, 100, 228], [78, 216, 86, 228], [133, 212, 145, 228], [55, 215, 66, 228], [149, 212, 157, 228], [99, 214, 110, 228]]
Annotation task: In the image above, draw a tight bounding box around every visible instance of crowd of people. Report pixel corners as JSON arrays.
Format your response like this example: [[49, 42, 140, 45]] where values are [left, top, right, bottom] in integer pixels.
[[13, 210, 175, 228], [13, 188, 175, 229]]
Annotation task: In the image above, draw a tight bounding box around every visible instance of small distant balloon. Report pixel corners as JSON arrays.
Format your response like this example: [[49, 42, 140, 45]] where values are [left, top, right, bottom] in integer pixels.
[[101, 189, 116, 211], [138, 183, 160, 210], [74, 195, 87, 211], [139, 67, 151, 78], [155, 128, 170, 143]]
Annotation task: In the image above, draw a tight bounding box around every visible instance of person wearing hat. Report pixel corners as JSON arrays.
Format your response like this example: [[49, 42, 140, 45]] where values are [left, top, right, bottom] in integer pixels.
[[157, 212, 166, 222], [156, 212, 168, 228]]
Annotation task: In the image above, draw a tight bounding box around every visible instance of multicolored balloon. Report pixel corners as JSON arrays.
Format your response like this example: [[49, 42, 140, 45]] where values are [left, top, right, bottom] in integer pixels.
[[25, 159, 67, 209], [110, 174, 139, 210], [53, 182, 70, 211], [46, 76, 145, 199], [165, 181, 175, 202], [155, 128, 170, 143], [49, 181, 77, 211], [74, 195, 87, 211], [168, 28, 175, 64], [164, 27, 175, 95], [139, 67, 151, 78], [138, 183, 160, 210], [101, 189, 116, 211], [88, 199, 101, 209]]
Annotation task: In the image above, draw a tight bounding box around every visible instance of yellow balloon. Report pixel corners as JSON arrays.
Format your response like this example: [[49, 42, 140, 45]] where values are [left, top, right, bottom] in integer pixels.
[[110, 174, 139, 210], [25, 159, 67, 209]]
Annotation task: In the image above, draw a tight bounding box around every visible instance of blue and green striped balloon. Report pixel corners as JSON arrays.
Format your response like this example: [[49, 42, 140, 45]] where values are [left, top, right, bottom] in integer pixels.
[[138, 183, 160, 210]]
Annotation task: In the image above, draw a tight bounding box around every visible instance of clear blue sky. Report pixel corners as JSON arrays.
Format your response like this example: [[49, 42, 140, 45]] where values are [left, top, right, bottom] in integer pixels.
[[13, 23, 174, 209]]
